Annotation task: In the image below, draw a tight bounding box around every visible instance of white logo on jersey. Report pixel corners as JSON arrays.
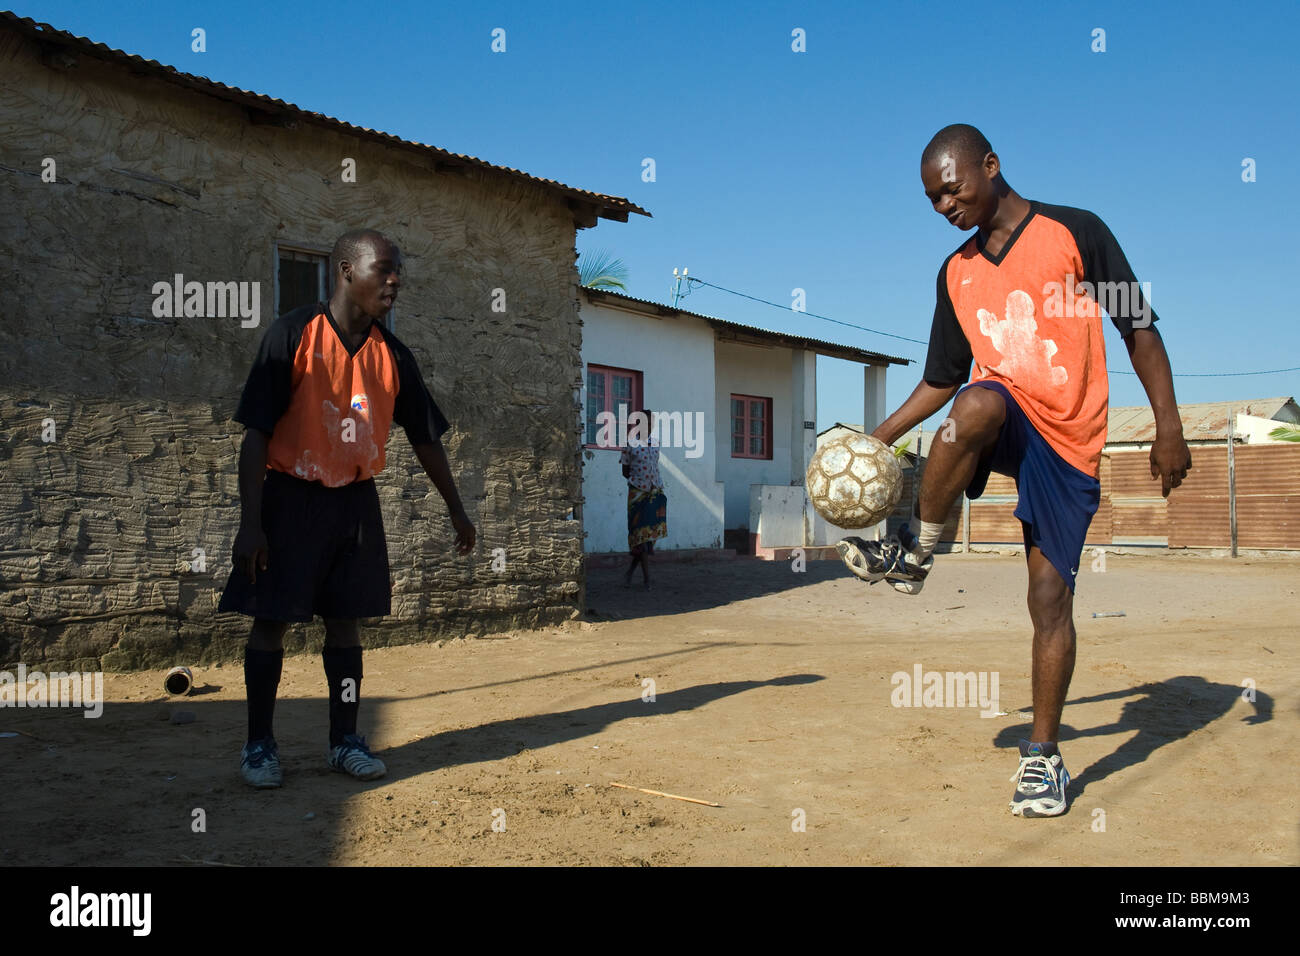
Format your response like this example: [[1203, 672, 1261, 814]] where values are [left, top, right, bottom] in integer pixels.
[[977, 290, 1068, 390]]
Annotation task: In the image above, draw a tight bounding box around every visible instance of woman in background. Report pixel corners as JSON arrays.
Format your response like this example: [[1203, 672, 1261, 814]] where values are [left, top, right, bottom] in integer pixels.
[[620, 409, 667, 589]]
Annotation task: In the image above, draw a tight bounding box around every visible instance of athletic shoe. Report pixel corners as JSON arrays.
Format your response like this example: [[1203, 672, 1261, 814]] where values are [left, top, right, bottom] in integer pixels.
[[1009, 740, 1070, 817], [886, 524, 934, 594], [836, 523, 934, 594], [240, 736, 283, 789], [328, 734, 387, 781]]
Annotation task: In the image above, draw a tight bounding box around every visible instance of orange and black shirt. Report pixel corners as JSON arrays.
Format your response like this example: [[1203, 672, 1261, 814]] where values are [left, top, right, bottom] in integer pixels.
[[923, 201, 1158, 478], [233, 302, 449, 487]]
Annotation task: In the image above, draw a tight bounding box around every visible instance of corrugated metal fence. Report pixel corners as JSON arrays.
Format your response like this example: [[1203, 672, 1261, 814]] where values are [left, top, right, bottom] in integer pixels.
[[896, 443, 1300, 550]]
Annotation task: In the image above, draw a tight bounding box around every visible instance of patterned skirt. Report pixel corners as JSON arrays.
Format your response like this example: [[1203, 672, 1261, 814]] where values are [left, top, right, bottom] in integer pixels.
[[627, 485, 667, 554]]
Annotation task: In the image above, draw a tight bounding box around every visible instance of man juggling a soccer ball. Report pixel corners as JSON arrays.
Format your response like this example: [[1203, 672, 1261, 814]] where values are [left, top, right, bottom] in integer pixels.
[[220, 228, 475, 789], [837, 125, 1192, 817]]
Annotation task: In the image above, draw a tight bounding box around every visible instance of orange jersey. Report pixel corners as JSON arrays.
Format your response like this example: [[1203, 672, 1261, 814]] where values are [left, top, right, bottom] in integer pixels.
[[233, 302, 448, 487], [923, 202, 1158, 477]]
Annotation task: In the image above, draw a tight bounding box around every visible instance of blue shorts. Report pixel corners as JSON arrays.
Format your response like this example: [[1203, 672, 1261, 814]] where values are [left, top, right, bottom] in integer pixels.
[[963, 381, 1100, 593]]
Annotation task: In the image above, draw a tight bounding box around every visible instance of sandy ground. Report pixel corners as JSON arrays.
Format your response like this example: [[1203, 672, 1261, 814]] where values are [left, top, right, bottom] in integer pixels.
[[2, 552, 1295, 867]]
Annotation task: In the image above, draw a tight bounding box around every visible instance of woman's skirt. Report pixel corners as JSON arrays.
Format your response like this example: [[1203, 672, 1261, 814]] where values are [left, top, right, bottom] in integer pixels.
[[627, 485, 667, 555]]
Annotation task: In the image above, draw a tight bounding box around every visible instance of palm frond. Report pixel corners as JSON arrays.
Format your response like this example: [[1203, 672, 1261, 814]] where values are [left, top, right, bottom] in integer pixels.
[[578, 248, 629, 290], [1268, 424, 1300, 442]]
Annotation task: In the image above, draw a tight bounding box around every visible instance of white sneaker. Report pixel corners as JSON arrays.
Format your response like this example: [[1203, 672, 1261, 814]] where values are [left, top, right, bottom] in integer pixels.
[[1009, 740, 1071, 817], [240, 737, 283, 789], [328, 734, 387, 780]]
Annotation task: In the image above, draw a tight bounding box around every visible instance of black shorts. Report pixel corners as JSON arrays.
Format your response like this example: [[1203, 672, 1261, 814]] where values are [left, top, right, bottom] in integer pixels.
[[218, 469, 391, 622]]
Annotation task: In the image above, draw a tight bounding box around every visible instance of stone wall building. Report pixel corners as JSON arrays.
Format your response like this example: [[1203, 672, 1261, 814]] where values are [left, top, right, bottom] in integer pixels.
[[0, 12, 646, 669]]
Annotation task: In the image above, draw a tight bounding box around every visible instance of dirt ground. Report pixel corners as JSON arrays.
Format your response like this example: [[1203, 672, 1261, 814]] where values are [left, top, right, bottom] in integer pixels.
[[2, 552, 1295, 867]]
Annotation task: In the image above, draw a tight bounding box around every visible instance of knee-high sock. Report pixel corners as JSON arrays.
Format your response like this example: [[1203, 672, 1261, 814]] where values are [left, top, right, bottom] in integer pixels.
[[323, 645, 363, 748], [245, 646, 284, 743]]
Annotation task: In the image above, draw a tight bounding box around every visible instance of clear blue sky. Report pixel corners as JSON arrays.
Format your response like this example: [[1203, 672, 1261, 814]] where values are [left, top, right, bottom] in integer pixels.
[[21, 0, 1300, 430]]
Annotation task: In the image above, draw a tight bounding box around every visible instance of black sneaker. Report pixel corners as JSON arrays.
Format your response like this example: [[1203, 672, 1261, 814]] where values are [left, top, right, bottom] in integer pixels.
[[1009, 740, 1070, 817], [836, 523, 933, 594]]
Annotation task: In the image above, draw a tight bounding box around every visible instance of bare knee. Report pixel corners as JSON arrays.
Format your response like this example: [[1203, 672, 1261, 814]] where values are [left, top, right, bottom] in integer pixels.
[[249, 619, 288, 651], [947, 387, 1006, 449], [1027, 570, 1074, 637], [323, 618, 361, 648]]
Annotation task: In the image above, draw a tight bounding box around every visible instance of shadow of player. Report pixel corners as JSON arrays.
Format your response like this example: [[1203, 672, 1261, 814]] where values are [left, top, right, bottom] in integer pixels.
[[994, 675, 1272, 800], [371, 673, 826, 786]]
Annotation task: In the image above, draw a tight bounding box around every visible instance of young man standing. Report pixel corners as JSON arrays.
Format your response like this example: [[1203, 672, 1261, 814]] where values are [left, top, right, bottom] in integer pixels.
[[837, 125, 1192, 817], [220, 229, 476, 788]]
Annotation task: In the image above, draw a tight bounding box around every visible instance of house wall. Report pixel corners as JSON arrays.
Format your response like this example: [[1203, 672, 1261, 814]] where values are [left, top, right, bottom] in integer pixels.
[[579, 300, 724, 553], [1237, 413, 1298, 443], [714, 341, 794, 528], [0, 26, 588, 668]]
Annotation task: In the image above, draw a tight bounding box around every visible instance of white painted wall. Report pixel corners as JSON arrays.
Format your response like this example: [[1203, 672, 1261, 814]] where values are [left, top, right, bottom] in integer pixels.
[[1237, 413, 1298, 443], [579, 298, 725, 553], [750, 485, 807, 546], [714, 340, 795, 529]]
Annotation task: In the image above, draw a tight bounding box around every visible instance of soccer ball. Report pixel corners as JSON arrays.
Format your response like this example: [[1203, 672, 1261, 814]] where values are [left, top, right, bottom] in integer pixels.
[[806, 433, 903, 529]]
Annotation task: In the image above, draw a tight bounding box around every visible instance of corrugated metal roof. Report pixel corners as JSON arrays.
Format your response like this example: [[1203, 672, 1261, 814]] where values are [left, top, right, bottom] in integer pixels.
[[582, 288, 911, 366], [0, 11, 648, 224], [1107, 397, 1299, 444]]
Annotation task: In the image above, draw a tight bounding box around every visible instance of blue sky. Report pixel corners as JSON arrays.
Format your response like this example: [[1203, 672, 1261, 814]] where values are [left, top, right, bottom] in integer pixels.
[[20, 0, 1300, 429]]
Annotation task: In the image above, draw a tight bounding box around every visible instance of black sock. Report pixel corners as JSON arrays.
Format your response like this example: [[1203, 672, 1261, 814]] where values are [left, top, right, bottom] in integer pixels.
[[244, 646, 283, 743], [323, 645, 363, 748]]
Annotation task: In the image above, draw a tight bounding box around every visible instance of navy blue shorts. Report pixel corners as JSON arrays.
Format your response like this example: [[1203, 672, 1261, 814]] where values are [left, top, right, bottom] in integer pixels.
[[963, 381, 1100, 593], [218, 469, 391, 622]]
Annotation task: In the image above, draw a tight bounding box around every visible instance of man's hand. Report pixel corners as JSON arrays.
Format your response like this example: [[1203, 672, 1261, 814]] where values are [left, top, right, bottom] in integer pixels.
[[1125, 327, 1189, 497], [232, 524, 269, 584], [451, 509, 476, 555], [1150, 430, 1192, 498]]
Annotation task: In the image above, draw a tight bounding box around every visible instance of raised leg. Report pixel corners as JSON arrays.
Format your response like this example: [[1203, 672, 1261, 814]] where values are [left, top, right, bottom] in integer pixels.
[[917, 385, 1006, 524]]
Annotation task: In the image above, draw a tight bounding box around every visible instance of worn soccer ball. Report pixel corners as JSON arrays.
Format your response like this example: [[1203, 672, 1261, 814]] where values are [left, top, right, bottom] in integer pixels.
[[806, 433, 903, 529]]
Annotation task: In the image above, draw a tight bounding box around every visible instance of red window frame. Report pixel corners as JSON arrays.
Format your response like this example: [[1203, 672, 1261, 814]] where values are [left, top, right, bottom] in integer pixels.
[[586, 364, 643, 449], [731, 394, 772, 459]]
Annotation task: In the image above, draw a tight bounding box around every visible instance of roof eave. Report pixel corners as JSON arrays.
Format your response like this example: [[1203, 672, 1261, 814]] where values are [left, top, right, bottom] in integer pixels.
[[3, 11, 649, 227]]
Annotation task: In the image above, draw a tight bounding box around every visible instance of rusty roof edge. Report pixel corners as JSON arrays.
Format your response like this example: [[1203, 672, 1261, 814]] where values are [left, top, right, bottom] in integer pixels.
[[1106, 396, 1299, 443], [1, 10, 650, 222]]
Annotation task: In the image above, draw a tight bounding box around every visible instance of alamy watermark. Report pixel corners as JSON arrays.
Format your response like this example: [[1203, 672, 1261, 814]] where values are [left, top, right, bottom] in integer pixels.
[[49, 886, 150, 935], [1042, 274, 1151, 328], [593, 408, 705, 459], [890, 663, 1000, 717], [151, 274, 260, 328], [1, 664, 104, 718]]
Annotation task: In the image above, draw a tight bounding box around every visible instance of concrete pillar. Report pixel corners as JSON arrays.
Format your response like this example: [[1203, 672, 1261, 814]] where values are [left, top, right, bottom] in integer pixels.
[[864, 363, 889, 541], [863, 363, 887, 435], [791, 349, 816, 483], [791, 349, 816, 546]]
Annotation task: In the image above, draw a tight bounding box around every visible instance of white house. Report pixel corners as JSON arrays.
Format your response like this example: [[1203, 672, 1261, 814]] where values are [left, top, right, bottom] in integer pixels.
[[579, 289, 910, 557]]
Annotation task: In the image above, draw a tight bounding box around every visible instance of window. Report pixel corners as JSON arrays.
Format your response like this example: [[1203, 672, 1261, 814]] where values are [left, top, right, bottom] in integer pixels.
[[275, 245, 328, 317], [275, 242, 396, 332], [731, 394, 772, 459], [586, 364, 642, 447]]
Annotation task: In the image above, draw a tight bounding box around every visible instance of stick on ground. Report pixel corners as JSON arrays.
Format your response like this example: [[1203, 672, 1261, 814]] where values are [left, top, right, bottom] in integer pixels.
[[610, 782, 720, 807]]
